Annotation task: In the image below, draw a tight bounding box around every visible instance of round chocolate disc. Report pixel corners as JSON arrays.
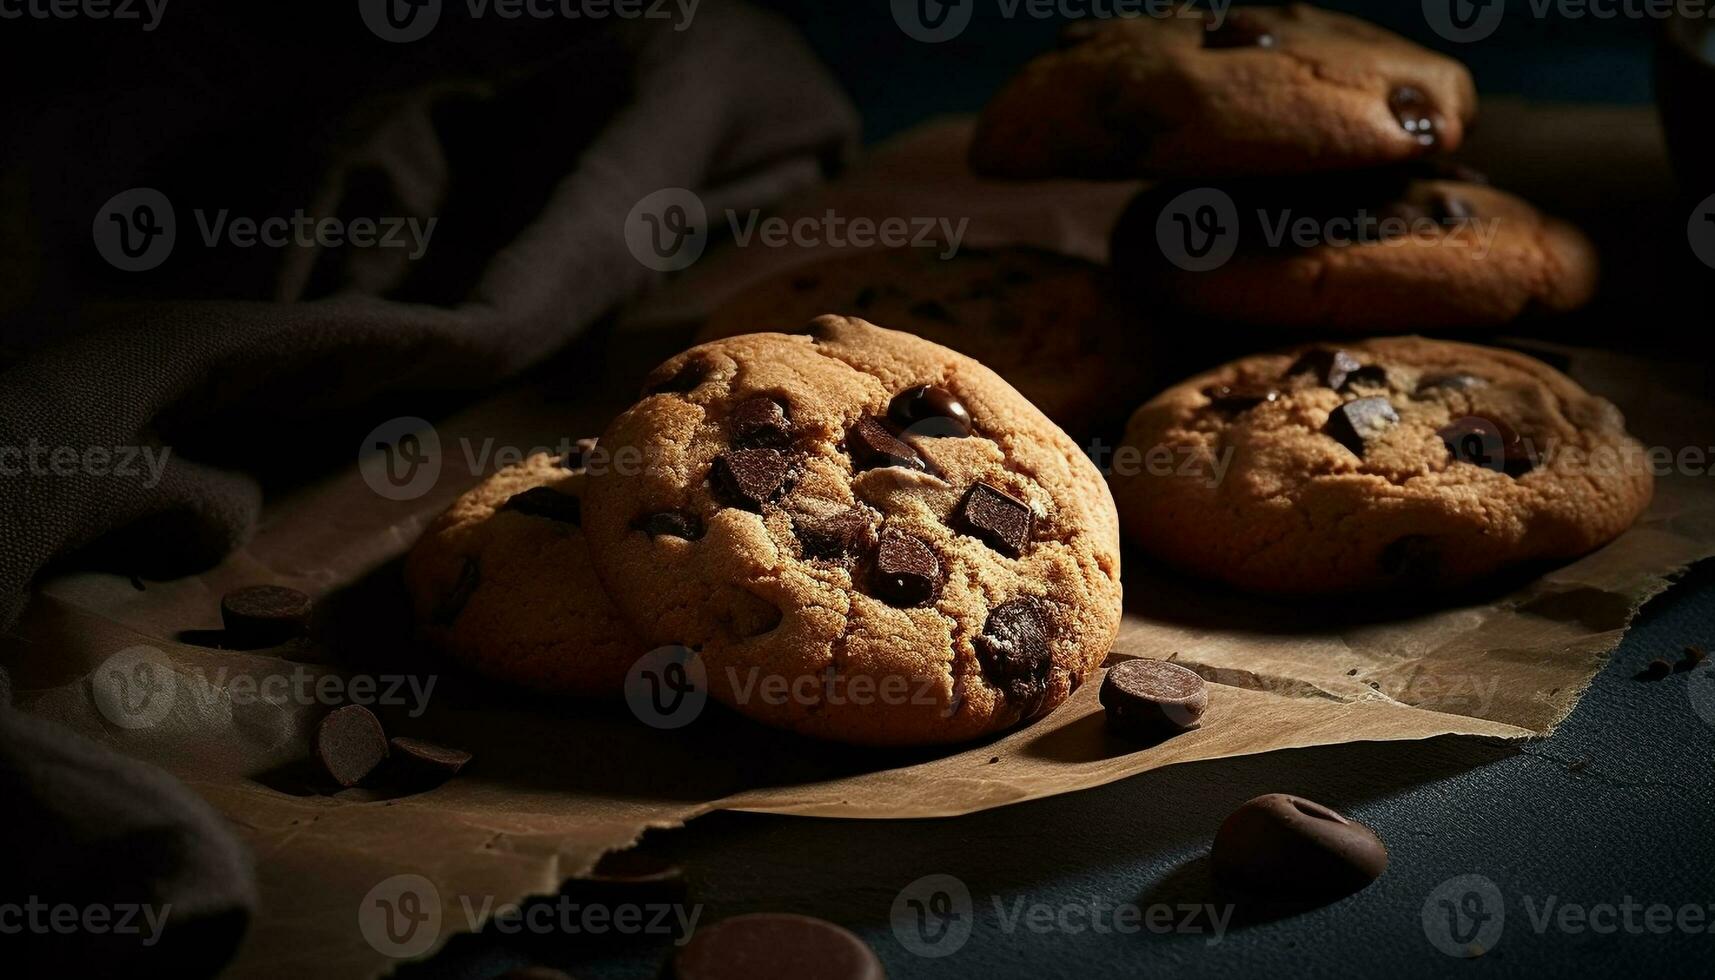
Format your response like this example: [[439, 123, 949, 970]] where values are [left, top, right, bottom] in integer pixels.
[[1100, 659, 1208, 737], [672, 914, 884, 980], [1211, 793, 1388, 903]]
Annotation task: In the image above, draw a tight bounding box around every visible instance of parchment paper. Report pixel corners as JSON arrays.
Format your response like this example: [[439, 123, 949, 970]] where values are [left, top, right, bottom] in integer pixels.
[[6, 107, 1714, 980]]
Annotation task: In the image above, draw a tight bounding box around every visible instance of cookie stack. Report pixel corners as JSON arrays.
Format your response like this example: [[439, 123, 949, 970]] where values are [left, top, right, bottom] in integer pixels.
[[407, 318, 1125, 745], [969, 4, 1651, 593]]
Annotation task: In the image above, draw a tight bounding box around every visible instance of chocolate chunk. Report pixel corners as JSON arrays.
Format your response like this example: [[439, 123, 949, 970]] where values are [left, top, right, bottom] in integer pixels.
[[1439, 416, 1535, 476], [314, 705, 389, 788], [671, 914, 884, 980], [644, 357, 711, 396], [1432, 191, 1473, 223], [434, 558, 479, 626], [712, 448, 790, 510], [1204, 12, 1276, 49], [1379, 535, 1441, 582], [1417, 372, 1487, 393], [560, 437, 599, 470], [887, 384, 973, 438], [729, 396, 792, 449], [1339, 365, 1391, 391], [502, 486, 581, 526], [954, 482, 1034, 557], [1100, 659, 1208, 737], [974, 599, 1053, 707], [907, 299, 955, 324], [794, 508, 877, 562], [872, 529, 941, 607], [1212, 794, 1389, 903], [1286, 348, 1362, 389], [220, 585, 312, 645], [1325, 397, 1399, 458], [389, 736, 471, 777], [846, 416, 925, 472], [1388, 85, 1443, 148], [634, 511, 705, 540], [1204, 383, 1280, 412]]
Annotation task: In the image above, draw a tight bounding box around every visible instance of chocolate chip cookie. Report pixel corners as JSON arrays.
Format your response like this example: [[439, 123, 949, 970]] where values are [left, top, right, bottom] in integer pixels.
[[1111, 338, 1653, 594], [1109, 172, 1599, 331], [404, 449, 641, 697], [697, 246, 1141, 433], [582, 317, 1124, 745], [971, 5, 1477, 179]]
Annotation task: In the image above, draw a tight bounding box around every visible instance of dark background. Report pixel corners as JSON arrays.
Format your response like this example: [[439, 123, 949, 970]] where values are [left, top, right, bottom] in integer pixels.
[[405, 4, 1715, 979]]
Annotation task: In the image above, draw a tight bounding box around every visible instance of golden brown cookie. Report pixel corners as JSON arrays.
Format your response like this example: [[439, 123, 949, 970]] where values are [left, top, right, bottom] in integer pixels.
[[1110, 338, 1653, 594], [403, 449, 641, 697], [582, 318, 1124, 745], [971, 5, 1477, 179], [697, 247, 1141, 433], [1109, 174, 1598, 331]]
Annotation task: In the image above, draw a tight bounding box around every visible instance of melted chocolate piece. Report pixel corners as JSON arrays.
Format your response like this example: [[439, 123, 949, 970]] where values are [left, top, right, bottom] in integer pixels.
[[1213, 794, 1389, 903], [1287, 349, 1362, 389], [954, 482, 1034, 557], [502, 486, 582, 526], [974, 599, 1053, 707], [1417, 372, 1487, 393], [712, 448, 790, 510], [634, 511, 705, 540], [1388, 85, 1443, 148], [1438, 416, 1536, 477], [846, 417, 926, 472], [1325, 397, 1400, 458], [729, 396, 792, 449], [1100, 659, 1208, 737], [872, 529, 941, 607], [794, 508, 877, 562], [887, 385, 973, 438], [1204, 383, 1281, 412], [314, 705, 389, 788], [1338, 365, 1391, 392], [643, 357, 712, 396]]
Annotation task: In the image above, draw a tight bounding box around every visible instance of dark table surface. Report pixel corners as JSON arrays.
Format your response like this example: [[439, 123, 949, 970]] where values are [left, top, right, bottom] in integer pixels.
[[404, 5, 1715, 978]]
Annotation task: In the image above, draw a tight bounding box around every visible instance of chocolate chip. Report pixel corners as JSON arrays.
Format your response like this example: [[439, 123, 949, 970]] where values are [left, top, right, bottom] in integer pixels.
[[1638, 658, 1673, 680], [1439, 416, 1536, 476], [846, 416, 925, 472], [907, 299, 955, 324], [389, 736, 471, 777], [1204, 11, 1276, 49], [1388, 85, 1443, 148], [1100, 659, 1208, 738], [634, 511, 704, 540], [887, 384, 973, 438], [1212, 794, 1389, 903], [1325, 397, 1399, 458], [314, 705, 389, 788], [954, 482, 1034, 557], [1204, 383, 1280, 412], [1432, 191, 1473, 222], [1379, 535, 1441, 582], [220, 585, 312, 645], [644, 357, 711, 396], [502, 486, 581, 526], [1286, 348, 1362, 389], [794, 508, 877, 562], [560, 437, 599, 470], [729, 396, 792, 448], [974, 598, 1053, 707], [712, 448, 790, 510], [1339, 365, 1391, 392], [671, 914, 884, 980], [434, 558, 479, 626], [872, 529, 941, 607], [1417, 372, 1487, 393]]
